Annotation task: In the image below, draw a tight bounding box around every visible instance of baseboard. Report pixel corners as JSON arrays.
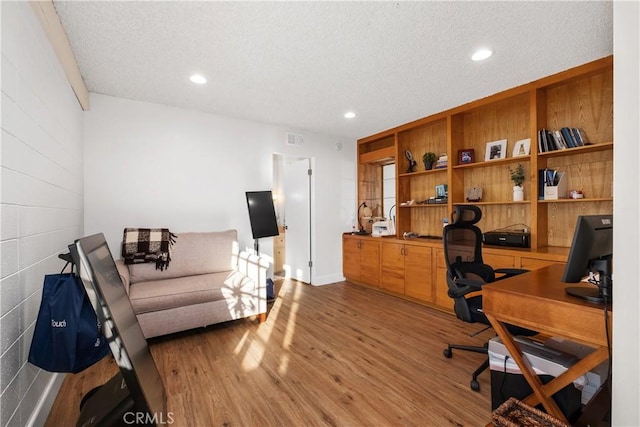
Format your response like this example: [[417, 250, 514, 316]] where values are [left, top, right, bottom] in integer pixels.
[[26, 372, 65, 427], [312, 273, 345, 286]]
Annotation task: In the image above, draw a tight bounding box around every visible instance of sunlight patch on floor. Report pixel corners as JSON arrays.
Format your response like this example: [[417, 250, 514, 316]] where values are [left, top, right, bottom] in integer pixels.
[[279, 280, 302, 375]]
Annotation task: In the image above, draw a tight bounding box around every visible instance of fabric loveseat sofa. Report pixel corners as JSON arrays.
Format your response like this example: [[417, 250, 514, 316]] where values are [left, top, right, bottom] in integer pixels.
[[115, 229, 268, 339]]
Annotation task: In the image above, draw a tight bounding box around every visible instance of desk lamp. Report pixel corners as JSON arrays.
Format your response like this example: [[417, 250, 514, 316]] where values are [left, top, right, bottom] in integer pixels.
[[353, 202, 372, 235]]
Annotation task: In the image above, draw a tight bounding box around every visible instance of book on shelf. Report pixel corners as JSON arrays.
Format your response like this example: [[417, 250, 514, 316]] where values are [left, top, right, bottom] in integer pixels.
[[552, 130, 568, 149], [561, 127, 576, 148], [434, 154, 448, 169], [537, 127, 590, 152]]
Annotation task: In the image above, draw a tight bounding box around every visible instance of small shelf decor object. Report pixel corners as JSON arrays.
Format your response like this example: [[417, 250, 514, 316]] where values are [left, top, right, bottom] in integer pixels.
[[512, 138, 531, 157], [405, 150, 417, 173], [466, 186, 483, 202], [485, 139, 507, 161], [458, 148, 475, 165], [434, 153, 448, 169], [422, 152, 437, 170], [509, 164, 525, 201]]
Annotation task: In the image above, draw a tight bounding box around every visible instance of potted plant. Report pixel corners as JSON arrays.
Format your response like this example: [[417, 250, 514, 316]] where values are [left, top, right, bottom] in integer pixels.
[[423, 152, 437, 170], [509, 163, 525, 201]]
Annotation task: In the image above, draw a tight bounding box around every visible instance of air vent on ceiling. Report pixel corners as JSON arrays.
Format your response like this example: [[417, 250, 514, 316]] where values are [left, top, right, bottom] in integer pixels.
[[286, 132, 304, 146]]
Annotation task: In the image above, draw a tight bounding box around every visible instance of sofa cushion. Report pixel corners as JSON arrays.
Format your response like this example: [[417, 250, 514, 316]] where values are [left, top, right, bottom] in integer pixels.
[[129, 271, 230, 314], [129, 270, 256, 314], [128, 230, 238, 284]]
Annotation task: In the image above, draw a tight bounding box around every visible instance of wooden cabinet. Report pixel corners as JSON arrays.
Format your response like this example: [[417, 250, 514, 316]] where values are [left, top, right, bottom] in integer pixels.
[[343, 235, 380, 287], [273, 226, 285, 275], [381, 242, 432, 301], [346, 57, 613, 313], [355, 56, 612, 253], [344, 235, 567, 313], [403, 245, 433, 302]]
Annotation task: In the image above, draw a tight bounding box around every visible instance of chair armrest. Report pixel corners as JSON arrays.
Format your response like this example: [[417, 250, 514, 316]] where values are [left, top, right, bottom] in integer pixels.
[[115, 259, 131, 295], [448, 277, 485, 298]]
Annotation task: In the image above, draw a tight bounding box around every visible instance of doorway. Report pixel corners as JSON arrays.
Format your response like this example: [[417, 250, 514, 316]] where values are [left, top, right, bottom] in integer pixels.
[[273, 154, 312, 284]]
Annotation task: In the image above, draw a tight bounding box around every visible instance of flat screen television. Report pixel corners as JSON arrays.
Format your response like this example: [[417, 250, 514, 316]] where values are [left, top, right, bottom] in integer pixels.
[[73, 233, 167, 424], [245, 191, 279, 239], [561, 214, 613, 303]]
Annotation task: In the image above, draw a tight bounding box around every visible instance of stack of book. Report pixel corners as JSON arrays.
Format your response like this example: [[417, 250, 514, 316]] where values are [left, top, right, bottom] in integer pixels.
[[537, 127, 589, 153], [434, 154, 448, 169]]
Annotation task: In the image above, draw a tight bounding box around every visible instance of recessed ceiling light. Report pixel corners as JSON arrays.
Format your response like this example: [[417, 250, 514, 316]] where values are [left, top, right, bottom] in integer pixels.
[[471, 49, 493, 61], [190, 74, 207, 84], [344, 111, 356, 119]]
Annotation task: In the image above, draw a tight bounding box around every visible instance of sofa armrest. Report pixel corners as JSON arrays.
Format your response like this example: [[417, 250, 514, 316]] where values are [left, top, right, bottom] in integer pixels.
[[237, 251, 269, 288], [115, 259, 131, 295]]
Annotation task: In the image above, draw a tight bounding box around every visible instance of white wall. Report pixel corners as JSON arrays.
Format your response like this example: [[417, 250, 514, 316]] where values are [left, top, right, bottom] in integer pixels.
[[612, 2, 640, 425], [0, 2, 84, 426], [83, 94, 355, 285]]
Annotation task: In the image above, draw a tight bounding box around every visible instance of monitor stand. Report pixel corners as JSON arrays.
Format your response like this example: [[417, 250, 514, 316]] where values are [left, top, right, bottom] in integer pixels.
[[565, 286, 608, 304], [566, 260, 612, 304]]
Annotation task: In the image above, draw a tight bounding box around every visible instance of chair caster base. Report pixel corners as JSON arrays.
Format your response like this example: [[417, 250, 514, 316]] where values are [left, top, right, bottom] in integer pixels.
[[443, 347, 453, 358], [470, 379, 480, 392]]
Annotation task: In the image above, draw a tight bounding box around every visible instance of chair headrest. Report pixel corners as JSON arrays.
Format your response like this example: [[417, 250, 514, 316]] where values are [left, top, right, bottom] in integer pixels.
[[450, 205, 482, 226]]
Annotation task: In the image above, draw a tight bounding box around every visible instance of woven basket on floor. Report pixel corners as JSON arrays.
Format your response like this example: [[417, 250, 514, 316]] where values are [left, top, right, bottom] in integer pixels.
[[492, 397, 569, 427]]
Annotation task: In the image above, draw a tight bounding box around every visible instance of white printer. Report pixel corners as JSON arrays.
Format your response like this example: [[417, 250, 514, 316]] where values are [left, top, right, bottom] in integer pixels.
[[489, 336, 607, 405]]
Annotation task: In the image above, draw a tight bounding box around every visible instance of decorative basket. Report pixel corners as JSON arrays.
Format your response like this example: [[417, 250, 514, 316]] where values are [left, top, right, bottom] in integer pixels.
[[492, 398, 569, 427]]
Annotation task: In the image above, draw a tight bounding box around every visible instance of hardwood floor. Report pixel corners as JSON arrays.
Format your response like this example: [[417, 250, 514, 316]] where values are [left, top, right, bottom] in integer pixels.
[[45, 280, 494, 426]]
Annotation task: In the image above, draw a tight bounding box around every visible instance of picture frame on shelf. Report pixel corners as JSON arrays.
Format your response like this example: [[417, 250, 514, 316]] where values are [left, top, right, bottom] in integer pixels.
[[512, 138, 531, 157], [458, 149, 475, 165], [466, 186, 483, 202], [485, 139, 507, 161]]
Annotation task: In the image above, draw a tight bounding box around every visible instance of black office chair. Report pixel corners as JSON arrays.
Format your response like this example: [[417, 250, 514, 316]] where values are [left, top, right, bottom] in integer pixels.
[[442, 205, 533, 392]]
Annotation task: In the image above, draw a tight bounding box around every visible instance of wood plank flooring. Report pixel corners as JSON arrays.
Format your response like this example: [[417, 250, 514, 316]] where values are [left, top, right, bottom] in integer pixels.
[[45, 280, 495, 426]]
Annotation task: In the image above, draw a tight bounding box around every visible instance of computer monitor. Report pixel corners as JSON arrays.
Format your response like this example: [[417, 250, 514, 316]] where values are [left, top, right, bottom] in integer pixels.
[[73, 233, 167, 424], [561, 214, 613, 303]]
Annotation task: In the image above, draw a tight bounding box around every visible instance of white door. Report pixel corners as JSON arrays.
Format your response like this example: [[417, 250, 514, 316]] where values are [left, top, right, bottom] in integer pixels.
[[283, 157, 311, 283]]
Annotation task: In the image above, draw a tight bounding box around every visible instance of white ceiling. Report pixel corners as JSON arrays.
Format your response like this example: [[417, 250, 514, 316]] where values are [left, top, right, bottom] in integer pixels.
[[52, 1, 613, 141]]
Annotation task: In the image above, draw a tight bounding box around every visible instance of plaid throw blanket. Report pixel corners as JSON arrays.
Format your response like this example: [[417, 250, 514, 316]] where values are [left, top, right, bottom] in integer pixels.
[[122, 228, 177, 271]]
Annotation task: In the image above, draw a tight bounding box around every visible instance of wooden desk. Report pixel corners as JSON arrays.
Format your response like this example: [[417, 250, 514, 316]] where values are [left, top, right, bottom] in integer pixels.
[[483, 264, 612, 424]]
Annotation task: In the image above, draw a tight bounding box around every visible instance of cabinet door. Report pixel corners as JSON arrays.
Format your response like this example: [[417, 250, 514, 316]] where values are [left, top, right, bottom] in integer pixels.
[[381, 242, 405, 293], [434, 249, 452, 310], [404, 245, 432, 302], [360, 240, 380, 287], [483, 253, 516, 270], [342, 237, 361, 280]]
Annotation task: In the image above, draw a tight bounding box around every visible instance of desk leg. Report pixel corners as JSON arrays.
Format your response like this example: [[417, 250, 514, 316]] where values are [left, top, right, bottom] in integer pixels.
[[522, 347, 609, 408], [485, 313, 567, 423]]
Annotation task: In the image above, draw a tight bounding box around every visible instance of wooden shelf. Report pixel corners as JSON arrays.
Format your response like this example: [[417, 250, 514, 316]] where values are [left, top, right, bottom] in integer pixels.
[[452, 156, 531, 170], [355, 56, 612, 251], [453, 201, 532, 206], [359, 146, 395, 164], [538, 197, 613, 204], [398, 168, 447, 178], [399, 203, 448, 208], [537, 142, 613, 159]]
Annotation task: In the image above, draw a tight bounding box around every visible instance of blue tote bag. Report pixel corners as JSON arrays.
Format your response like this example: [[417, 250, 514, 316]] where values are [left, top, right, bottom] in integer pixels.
[[28, 270, 110, 373]]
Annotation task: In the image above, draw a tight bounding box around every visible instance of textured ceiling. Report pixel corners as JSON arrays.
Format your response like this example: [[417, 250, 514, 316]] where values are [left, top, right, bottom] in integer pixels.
[[53, 1, 613, 140]]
